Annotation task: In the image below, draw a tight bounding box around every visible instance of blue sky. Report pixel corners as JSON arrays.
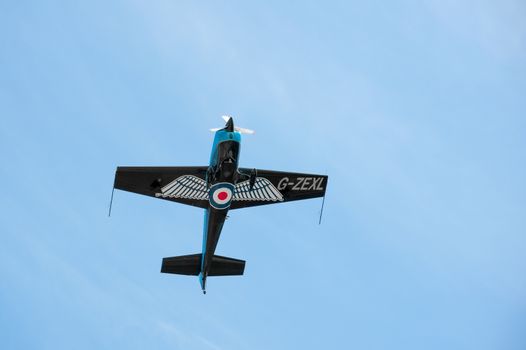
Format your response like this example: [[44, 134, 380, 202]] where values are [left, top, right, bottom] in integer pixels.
[[1, 1, 525, 349]]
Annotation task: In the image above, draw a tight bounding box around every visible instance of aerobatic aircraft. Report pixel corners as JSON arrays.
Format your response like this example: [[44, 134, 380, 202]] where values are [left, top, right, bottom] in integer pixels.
[[111, 116, 328, 293]]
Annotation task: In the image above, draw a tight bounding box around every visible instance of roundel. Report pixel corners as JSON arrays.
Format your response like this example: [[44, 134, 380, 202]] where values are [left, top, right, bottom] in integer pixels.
[[209, 182, 235, 209]]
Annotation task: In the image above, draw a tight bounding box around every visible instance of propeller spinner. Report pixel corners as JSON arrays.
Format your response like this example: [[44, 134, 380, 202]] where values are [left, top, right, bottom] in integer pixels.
[[210, 115, 255, 134]]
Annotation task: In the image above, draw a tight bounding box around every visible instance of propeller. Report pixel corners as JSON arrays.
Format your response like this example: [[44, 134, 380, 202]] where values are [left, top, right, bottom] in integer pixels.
[[210, 115, 255, 134]]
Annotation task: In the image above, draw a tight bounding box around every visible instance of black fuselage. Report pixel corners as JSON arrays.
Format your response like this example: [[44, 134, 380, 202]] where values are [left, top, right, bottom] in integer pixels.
[[199, 132, 241, 293]]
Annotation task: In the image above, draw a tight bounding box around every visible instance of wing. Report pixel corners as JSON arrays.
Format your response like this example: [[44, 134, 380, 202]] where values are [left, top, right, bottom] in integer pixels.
[[113, 166, 209, 209], [230, 169, 328, 209]]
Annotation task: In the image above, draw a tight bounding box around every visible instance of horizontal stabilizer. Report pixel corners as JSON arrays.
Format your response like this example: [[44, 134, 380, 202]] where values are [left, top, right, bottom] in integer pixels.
[[208, 255, 245, 276], [161, 253, 202, 275], [161, 254, 245, 276]]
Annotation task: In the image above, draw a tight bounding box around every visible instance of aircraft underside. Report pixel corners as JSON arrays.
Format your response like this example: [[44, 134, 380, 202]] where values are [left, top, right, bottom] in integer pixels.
[[112, 116, 328, 293]]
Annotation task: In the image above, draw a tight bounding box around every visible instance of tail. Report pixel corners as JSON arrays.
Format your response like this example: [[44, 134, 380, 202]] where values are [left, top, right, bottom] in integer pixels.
[[161, 253, 245, 293]]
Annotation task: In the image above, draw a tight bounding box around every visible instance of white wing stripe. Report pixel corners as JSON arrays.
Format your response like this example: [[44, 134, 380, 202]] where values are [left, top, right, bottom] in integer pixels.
[[173, 184, 187, 196], [233, 178, 283, 202], [180, 187, 193, 197], [157, 175, 208, 200], [268, 185, 281, 199], [188, 178, 200, 188], [163, 182, 178, 193], [263, 187, 276, 201], [166, 186, 179, 196], [256, 188, 266, 200], [269, 182, 282, 200], [161, 181, 178, 193]]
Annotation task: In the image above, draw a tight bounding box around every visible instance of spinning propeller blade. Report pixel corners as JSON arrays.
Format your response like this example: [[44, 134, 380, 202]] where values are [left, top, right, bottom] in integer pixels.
[[210, 115, 255, 134], [234, 126, 255, 134]]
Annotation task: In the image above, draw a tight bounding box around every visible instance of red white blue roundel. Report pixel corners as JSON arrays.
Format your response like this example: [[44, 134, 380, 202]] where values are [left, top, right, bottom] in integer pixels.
[[209, 182, 235, 209]]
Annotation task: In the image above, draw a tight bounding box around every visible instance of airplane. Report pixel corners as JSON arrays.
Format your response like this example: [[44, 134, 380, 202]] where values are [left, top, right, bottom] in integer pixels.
[[111, 116, 328, 294]]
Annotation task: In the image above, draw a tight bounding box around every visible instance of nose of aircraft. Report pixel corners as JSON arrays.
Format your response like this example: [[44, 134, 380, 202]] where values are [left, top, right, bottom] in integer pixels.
[[225, 116, 234, 132]]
